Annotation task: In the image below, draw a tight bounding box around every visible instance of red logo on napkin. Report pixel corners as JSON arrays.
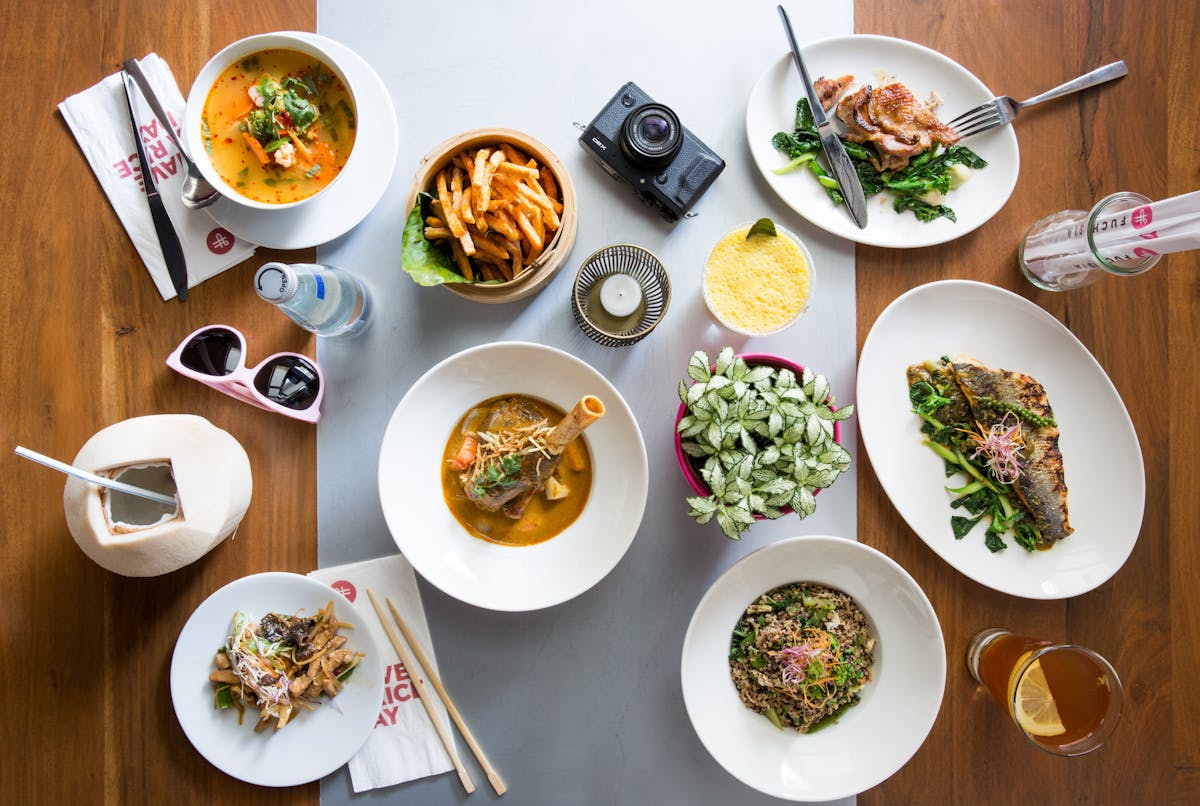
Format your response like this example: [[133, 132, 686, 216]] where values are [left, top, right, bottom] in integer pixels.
[[331, 579, 357, 602], [206, 228, 234, 255], [1131, 206, 1152, 228]]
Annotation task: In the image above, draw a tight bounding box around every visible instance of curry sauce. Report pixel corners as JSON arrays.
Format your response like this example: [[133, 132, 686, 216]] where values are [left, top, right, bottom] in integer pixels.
[[441, 395, 593, 546]]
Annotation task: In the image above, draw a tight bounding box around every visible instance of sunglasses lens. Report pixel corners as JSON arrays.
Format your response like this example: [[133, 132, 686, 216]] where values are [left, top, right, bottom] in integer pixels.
[[180, 328, 242, 376], [254, 356, 321, 410]]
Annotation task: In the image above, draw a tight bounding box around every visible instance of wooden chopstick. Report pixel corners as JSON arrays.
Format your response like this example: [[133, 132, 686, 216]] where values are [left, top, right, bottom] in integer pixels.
[[386, 596, 508, 797], [365, 589, 476, 795]]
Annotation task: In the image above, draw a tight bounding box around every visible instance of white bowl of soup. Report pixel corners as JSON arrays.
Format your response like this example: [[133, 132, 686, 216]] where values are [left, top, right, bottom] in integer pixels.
[[377, 341, 649, 611], [185, 32, 359, 210]]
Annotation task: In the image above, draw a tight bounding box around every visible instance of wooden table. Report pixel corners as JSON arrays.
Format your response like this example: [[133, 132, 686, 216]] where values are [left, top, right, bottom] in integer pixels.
[[3, 1, 1195, 803]]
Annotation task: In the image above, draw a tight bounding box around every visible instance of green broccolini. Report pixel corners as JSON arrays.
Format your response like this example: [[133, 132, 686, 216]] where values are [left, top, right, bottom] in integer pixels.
[[771, 98, 987, 223]]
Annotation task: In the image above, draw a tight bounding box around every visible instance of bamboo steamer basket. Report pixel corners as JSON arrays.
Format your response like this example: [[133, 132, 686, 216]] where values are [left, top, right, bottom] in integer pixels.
[[404, 127, 578, 304]]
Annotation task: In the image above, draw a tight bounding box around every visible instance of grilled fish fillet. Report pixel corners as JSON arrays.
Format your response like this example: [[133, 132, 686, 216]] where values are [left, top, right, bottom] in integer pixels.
[[948, 358, 1072, 546]]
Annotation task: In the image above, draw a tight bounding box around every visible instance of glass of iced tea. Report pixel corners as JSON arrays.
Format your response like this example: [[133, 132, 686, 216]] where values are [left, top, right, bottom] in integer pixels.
[[966, 628, 1123, 756]]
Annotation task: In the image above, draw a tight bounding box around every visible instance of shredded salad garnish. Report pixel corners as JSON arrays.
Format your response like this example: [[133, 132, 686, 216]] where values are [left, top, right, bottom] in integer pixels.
[[965, 411, 1024, 484], [210, 603, 363, 733]]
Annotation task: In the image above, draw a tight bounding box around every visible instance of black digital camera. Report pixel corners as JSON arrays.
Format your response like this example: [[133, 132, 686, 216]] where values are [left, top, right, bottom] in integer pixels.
[[579, 82, 725, 223]]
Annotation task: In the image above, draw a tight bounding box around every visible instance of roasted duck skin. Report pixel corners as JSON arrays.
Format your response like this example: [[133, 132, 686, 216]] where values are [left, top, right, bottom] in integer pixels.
[[948, 359, 1072, 546], [830, 80, 961, 171], [814, 74, 854, 112]]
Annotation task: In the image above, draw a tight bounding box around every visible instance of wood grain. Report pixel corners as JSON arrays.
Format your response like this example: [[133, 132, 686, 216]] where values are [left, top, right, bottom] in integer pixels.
[[1, 0, 1195, 804], [857, 1, 1196, 804], [0, 2, 318, 804]]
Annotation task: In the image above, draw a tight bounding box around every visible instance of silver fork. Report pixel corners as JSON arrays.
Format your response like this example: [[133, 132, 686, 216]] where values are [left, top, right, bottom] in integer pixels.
[[948, 60, 1128, 138]]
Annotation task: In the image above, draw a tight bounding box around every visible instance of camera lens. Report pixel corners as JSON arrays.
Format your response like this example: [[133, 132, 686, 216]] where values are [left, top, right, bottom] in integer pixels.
[[621, 103, 682, 168], [638, 115, 671, 143]]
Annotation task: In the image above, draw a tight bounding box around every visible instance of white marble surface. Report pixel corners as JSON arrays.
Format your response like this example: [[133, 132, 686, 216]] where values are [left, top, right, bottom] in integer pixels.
[[316, 1, 857, 803]]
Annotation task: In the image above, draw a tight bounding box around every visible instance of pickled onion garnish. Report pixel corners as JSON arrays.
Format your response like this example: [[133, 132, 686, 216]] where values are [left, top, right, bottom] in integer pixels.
[[967, 411, 1024, 484]]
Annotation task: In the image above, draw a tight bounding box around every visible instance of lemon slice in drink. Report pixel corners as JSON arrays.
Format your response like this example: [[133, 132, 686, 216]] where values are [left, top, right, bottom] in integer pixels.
[[1013, 659, 1067, 737]]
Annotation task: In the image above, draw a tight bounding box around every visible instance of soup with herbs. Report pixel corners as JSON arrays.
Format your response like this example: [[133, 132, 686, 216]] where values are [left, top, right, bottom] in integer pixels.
[[441, 395, 602, 547], [200, 48, 357, 205]]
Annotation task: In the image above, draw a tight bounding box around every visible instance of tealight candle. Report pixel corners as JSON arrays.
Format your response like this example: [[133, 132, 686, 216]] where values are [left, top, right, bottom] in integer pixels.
[[599, 273, 643, 318]]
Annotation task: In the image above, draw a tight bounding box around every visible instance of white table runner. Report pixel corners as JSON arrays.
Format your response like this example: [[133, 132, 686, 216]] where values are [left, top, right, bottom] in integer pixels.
[[316, 1, 856, 803]]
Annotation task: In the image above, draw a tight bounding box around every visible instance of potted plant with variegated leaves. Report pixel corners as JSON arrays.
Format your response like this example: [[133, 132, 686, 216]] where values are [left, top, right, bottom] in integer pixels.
[[674, 347, 855, 539]]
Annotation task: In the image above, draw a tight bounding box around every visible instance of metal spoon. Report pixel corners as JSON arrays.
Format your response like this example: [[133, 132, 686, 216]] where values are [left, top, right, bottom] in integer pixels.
[[123, 58, 221, 209], [15, 446, 178, 507]]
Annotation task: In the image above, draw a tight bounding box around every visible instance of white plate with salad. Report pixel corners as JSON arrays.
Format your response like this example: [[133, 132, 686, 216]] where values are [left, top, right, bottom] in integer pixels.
[[745, 35, 1019, 248], [681, 535, 945, 801], [857, 280, 1145, 599], [169, 572, 384, 787]]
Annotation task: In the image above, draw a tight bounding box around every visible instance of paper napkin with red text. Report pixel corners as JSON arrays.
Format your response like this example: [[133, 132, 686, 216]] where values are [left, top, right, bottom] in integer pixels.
[[57, 53, 255, 301], [309, 554, 455, 792]]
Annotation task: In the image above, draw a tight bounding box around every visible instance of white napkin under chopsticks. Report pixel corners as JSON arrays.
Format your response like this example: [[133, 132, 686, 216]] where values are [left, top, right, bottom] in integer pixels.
[[309, 554, 456, 792], [57, 53, 255, 300]]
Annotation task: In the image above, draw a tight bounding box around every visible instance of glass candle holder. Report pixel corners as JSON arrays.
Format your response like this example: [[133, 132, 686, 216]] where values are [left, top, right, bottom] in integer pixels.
[[1019, 191, 1160, 291]]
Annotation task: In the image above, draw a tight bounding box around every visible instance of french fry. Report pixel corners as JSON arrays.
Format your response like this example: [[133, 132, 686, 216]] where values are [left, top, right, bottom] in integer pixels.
[[449, 238, 475, 281], [514, 209, 542, 250], [487, 211, 520, 241], [532, 206, 545, 246], [460, 186, 475, 225], [497, 161, 540, 181], [473, 149, 490, 214], [436, 172, 467, 239], [540, 168, 558, 203], [505, 238, 524, 277], [499, 143, 529, 165], [450, 167, 464, 215], [424, 142, 565, 283], [473, 235, 509, 261]]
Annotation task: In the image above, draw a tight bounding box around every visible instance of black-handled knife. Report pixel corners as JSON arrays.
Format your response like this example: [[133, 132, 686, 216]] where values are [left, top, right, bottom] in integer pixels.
[[121, 71, 189, 301], [777, 5, 868, 229]]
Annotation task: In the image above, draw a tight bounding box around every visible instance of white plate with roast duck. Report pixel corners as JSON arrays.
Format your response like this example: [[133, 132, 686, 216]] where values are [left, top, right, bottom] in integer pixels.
[[746, 34, 1020, 248], [377, 341, 649, 611], [857, 280, 1144, 599]]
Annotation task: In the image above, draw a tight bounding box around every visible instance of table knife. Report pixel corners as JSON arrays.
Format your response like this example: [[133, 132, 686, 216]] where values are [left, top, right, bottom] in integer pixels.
[[777, 5, 868, 229], [121, 71, 189, 301]]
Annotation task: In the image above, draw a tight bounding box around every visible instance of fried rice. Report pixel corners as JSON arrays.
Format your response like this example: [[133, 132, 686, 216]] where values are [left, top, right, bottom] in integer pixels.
[[729, 582, 875, 732]]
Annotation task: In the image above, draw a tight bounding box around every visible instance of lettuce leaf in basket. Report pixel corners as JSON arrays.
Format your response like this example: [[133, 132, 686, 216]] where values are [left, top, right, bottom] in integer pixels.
[[401, 192, 470, 286]]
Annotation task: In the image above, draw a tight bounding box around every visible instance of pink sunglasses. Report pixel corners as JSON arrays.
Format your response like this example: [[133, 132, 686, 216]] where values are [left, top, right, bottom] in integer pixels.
[[166, 325, 324, 423]]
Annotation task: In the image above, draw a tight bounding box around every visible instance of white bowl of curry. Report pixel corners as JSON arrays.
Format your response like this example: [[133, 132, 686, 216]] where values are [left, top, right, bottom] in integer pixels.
[[185, 32, 359, 210], [377, 342, 648, 611]]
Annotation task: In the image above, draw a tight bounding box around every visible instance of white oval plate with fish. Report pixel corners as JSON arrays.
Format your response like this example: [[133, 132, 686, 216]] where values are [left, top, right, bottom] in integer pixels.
[[857, 280, 1145, 599], [170, 572, 385, 786], [745, 35, 1019, 248], [378, 341, 649, 611]]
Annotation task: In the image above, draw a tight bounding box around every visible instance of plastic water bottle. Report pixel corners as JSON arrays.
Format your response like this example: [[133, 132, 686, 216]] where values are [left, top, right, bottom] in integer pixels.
[[253, 262, 373, 337]]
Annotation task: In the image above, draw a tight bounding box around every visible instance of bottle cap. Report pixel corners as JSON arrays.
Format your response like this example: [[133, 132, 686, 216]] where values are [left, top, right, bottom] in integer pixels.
[[254, 262, 299, 303]]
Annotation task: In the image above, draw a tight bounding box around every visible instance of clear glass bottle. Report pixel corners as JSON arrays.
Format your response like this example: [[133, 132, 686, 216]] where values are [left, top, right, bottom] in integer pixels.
[[253, 262, 374, 337], [1019, 192, 1161, 291]]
